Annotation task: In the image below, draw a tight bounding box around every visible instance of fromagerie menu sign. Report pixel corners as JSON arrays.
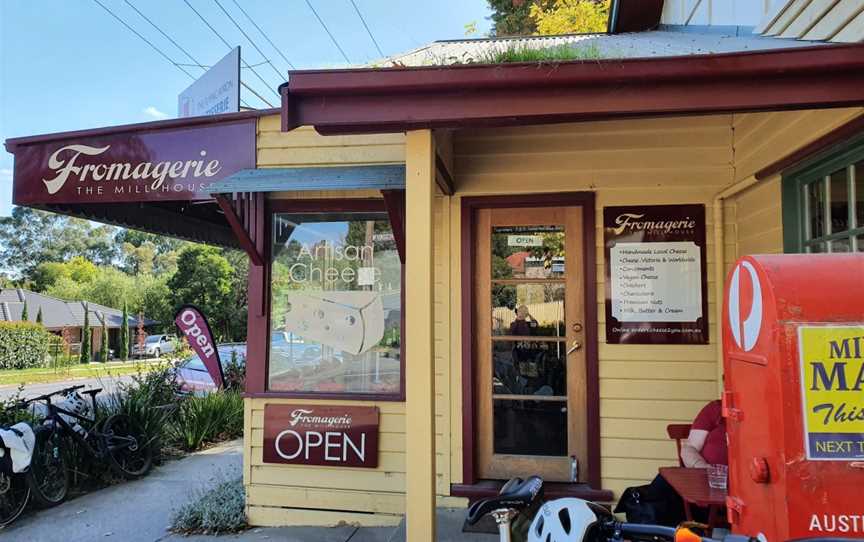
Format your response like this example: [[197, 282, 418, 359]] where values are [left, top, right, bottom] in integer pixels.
[[262, 404, 379, 468], [604, 204, 708, 344]]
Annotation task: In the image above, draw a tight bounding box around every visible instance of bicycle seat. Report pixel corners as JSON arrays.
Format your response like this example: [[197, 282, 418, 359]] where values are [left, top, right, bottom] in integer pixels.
[[466, 476, 544, 525], [81, 389, 102, 397]]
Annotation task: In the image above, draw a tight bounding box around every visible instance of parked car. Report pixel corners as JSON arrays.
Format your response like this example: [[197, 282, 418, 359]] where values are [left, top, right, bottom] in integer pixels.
[[174, 343, 246, 395], [133, 334, 176, 358]]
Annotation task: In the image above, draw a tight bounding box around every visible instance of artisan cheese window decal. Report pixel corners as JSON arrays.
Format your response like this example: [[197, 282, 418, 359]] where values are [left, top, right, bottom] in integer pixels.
[[268, 212, 401, 395]]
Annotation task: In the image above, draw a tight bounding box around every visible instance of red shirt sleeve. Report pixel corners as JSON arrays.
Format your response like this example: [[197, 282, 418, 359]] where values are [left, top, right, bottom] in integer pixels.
[[691, 400, 722, 432]]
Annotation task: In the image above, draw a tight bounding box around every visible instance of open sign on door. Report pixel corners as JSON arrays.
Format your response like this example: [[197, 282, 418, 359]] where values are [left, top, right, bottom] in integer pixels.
[[262, 404, 379, 468]]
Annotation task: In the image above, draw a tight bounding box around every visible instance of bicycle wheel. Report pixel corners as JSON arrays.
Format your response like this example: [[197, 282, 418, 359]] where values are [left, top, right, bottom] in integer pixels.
[[0, 469, 30, 527], [101, 415, 153, 479], [26, 425, 69, 508]]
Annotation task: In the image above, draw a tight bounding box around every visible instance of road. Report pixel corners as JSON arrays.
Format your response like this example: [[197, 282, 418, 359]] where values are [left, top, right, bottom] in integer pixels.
[[0, 374, 135, 402]]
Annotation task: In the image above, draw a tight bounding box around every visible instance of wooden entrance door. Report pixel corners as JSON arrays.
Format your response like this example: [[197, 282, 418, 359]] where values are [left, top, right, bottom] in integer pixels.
[[474, 206, 588, 482]]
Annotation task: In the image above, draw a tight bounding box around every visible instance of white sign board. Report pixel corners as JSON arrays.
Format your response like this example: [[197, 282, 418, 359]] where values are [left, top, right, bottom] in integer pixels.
[[609, 241, 703, 322], [178, 47, 240, 118]]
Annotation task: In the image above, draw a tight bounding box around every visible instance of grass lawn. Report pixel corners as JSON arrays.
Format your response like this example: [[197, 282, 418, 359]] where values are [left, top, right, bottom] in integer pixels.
[[0, 359, 165, 387]]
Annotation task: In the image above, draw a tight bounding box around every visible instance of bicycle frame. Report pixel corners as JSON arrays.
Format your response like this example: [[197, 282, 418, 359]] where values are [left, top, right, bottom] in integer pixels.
[[39, 394, 108, 459]]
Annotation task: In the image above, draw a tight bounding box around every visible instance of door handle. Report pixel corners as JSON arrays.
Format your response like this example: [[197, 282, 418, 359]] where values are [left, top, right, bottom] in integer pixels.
[[567, 341, 582, 355]]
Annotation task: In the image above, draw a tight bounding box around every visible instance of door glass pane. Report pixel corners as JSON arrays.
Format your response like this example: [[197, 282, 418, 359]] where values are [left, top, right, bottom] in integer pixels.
[[829, 168, 849, 234], [831, 238, 852, 253], [491, 226, 564, 279], [856, 162, 863, 229], [492, 284, 565, 337], [494, 400, 567, 456], [492, 340, 567, 397], [807, 180, 825, 240]]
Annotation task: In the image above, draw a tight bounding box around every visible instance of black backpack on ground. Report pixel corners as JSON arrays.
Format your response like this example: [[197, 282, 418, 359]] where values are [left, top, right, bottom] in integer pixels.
[[613, 474, 685, 526]]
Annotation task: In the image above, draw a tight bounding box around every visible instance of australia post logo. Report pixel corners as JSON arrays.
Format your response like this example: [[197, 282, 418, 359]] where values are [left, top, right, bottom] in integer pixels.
[[728, 261, 763, 352], [42, 144, 222, 196]]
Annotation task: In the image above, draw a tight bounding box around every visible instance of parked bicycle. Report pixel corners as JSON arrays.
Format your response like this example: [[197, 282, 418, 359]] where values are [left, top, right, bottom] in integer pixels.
[[0, 404, 32, 527], [467, 476, 760, 542], [23, 384, 153, 508]]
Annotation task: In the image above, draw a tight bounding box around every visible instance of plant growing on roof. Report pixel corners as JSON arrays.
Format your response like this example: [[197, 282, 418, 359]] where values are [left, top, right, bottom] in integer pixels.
[[80, 302, 91, 363], [119, 301, 129, 361]]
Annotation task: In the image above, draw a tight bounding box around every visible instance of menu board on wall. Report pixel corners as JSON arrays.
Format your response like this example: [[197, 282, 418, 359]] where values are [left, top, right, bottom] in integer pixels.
[[604, 204, 708, 344]]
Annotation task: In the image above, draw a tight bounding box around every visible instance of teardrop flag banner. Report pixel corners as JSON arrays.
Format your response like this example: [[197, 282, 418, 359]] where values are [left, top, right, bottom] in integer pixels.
[[174, 304, 224, 389]]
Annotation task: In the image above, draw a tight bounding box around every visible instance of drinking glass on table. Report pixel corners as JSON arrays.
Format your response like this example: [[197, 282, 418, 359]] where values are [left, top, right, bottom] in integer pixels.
[[707, 464, 728, 490]]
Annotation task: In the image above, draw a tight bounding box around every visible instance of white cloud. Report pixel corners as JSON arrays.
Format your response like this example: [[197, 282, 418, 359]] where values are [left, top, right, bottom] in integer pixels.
[[143, 106, 169, 119]]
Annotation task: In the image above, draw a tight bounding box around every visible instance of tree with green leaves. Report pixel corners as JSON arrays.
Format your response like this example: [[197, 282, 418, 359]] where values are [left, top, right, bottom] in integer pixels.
[[119, 301, 129, 361], [36, 307, 43, 325], [0, 207, 117, 280], [487, 0, 609, 36], [21, 301, 28, 321], [488, 0, 539, 35], [80, 303, 91, 364], [168, 246, 236, 341], [99, 318, 109, 362]]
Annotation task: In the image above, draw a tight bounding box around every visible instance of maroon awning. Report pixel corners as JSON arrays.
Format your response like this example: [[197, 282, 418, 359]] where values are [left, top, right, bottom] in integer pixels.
[[280, 43, 864, 135]]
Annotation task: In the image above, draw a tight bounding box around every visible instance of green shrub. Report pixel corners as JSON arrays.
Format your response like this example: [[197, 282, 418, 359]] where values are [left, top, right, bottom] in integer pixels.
[[104, 363, 180, 457], [223, 350, 245, 392], [0, 321, 54, 370], [168, 391, 243, 452], [170, 476, 247, 534]]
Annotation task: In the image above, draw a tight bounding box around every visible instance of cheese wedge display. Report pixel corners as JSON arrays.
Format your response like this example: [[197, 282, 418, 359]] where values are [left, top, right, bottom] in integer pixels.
[[283, 291, 385, 355]]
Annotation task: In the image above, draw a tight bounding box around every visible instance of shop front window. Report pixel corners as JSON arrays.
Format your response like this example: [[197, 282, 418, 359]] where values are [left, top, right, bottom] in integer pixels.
[[268, 211, 402, 396], [783, 140, 864, 253]]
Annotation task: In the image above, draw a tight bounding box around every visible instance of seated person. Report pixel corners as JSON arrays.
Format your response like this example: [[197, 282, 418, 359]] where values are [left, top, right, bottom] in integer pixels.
[[681, 399, 728, 468], [615, 399, 727, 525]]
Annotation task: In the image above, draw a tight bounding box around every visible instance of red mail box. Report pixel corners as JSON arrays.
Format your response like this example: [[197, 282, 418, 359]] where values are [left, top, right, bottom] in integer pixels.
[[723, 254, 864, 541]]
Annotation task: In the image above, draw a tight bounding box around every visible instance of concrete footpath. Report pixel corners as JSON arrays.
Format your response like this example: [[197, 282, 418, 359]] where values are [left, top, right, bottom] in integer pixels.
[[1, 439, 496, 542]]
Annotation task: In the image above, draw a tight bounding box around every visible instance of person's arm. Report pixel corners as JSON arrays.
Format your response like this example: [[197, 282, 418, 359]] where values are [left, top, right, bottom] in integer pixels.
[[680, 429, 710, 468], [680, 400, 721, 468]]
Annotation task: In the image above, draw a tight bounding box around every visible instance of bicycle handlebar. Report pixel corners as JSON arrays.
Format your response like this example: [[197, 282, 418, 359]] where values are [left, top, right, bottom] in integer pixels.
[[19, 384, 86, 406]]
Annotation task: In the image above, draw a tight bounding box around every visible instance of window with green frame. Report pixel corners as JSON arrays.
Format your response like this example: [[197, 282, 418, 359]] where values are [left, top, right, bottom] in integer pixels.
[[782, 138, 864, 253]]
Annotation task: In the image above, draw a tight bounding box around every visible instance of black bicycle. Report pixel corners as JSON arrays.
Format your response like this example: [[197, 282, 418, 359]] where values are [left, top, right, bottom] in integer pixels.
[[24, 385, 153, 508]]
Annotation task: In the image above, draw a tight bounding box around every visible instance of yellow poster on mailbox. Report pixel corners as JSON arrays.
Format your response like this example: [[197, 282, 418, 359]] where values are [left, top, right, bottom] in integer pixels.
[[798, 325, 864, 460]]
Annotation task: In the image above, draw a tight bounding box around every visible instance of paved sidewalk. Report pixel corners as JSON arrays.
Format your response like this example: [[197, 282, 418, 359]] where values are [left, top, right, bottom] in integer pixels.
[[1, 438, 496, 541]]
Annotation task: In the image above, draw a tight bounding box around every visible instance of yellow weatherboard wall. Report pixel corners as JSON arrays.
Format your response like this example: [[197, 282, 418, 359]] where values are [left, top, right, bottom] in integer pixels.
[[245, 108, 864, 527]]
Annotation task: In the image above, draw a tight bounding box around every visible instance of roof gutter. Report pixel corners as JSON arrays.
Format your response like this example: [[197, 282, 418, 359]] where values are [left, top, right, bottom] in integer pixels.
[[279, 43, 864, 134]]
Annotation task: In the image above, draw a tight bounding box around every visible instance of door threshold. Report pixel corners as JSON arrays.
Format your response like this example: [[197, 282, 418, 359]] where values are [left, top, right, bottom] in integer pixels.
[[451, 480, 614, 503]]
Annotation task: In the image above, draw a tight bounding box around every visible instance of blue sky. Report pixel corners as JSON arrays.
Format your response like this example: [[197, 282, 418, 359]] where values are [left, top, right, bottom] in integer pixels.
[[0, 0, 492, 216]]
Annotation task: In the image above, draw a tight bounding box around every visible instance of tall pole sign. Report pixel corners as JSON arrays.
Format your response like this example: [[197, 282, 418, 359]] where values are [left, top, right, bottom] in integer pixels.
[[178, 47, 241, 118]]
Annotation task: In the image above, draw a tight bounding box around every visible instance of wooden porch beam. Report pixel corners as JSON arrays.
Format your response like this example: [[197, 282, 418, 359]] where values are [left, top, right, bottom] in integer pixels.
[[215, 195, 264, 266], [434, 153, 455, 195]]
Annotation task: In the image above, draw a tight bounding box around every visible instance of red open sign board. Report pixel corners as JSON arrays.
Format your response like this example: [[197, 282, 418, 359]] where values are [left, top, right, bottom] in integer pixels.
[[262, 405, 379, 468]]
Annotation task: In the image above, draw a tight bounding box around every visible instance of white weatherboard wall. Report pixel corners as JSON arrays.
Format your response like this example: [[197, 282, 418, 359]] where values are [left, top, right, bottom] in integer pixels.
[[662, 0, 784, 26]]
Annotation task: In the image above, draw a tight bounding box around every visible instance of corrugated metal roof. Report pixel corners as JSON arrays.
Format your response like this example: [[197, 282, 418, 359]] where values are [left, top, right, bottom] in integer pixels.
[[209, 165, 406, 194], [377, 29, 822, 67]]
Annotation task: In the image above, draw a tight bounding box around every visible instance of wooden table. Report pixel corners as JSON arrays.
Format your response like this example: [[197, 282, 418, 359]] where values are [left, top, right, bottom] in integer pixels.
[[659, 467, 727, 528]]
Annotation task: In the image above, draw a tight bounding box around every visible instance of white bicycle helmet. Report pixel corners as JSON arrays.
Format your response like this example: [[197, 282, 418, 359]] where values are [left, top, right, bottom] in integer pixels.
[[527, 498, 609, 542]]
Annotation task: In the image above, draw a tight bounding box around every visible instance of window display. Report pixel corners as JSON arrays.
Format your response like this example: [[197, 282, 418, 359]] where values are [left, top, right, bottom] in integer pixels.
[[268, 212, 401, 395]]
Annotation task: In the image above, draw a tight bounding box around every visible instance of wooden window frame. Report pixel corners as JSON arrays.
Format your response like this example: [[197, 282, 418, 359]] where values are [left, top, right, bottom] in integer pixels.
[[456, 192, 604, 493], [782, 136, 864, 254], [246, 197, 406, 402]]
